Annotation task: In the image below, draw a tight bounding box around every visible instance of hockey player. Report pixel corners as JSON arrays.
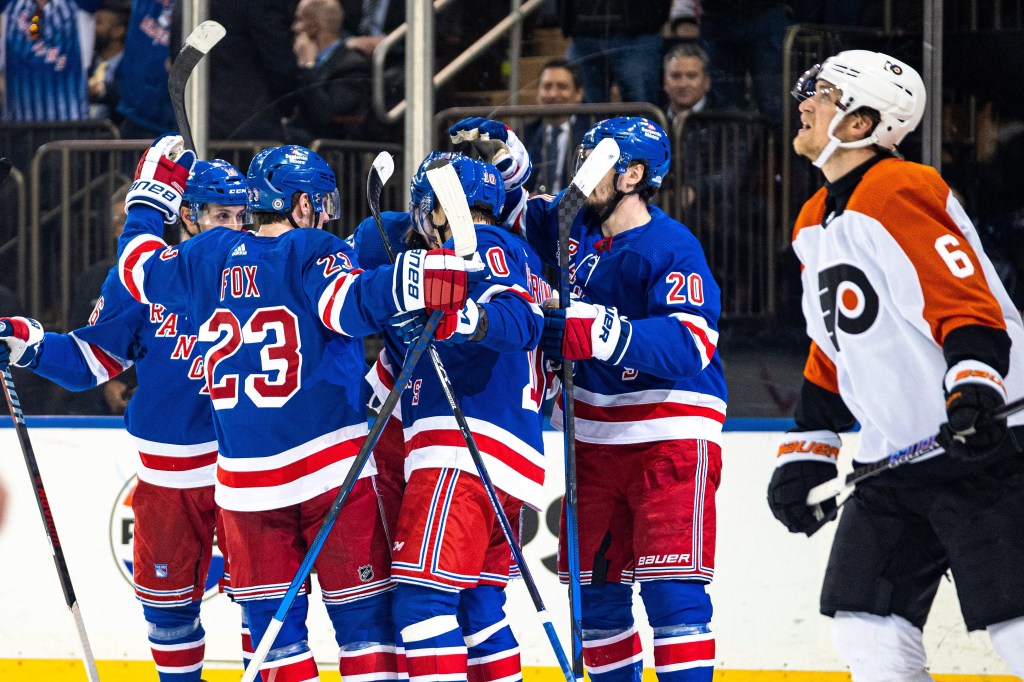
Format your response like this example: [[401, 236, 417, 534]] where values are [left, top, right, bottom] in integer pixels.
[[373, 155, 546, 682], [0, 159, 249, 682], [113, 136, 478, 681], [767, 50, 1024, 680], [451, 115, 725, 681]]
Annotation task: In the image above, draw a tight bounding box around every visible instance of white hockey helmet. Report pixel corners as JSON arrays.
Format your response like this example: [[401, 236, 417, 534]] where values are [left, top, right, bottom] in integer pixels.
[[792, 50, 926, 167]]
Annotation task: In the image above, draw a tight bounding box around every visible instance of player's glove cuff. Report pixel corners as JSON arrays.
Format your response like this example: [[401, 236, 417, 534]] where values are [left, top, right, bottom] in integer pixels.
[[774, 429, 842, 467], [944, 359, 1007, 397], [0, 316, 45, 368]]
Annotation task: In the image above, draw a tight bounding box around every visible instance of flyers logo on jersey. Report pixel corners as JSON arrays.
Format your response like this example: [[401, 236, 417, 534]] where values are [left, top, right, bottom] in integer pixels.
[[818, 263, 879, 351]]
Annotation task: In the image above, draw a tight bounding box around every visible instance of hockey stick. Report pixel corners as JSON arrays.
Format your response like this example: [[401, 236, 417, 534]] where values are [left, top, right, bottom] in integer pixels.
[[554, 137, 620, 680], [168, 20, 225, 150], [367, 153, 575, 681], [0, 159, 101, 682], [806, 394, 1024, 506], [241, 166, 476, 682]]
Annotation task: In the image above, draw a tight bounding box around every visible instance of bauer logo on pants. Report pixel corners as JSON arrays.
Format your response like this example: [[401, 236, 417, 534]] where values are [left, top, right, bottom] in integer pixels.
[[108, 475, 225, 600]]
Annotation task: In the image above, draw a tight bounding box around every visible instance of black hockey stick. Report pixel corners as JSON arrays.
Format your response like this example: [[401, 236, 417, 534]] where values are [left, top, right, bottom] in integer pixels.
[[0, 156, 101, 682], [368, 152, 575, 681], [554, 138, 620, 680], [242, 164, 478, 682], [168, 20, 225, 150], [806, 394, 1024, 506]]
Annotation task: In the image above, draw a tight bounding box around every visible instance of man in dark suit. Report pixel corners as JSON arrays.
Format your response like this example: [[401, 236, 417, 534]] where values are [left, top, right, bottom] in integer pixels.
[[521, 59, 588, 195], [289, 0, 374, 143]]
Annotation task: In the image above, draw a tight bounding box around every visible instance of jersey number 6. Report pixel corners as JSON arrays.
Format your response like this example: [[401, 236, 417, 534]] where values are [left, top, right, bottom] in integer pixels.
[[200, 306, 303, 409]]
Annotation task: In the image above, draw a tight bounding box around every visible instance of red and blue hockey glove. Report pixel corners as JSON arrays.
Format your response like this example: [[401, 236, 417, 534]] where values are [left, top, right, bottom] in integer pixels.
[[0, 316, 45, 370], [766, 430, 841, 536], [542, 301, 632, 364], [126, 134, 196, 224], [449, 117, 532, 192], [394, 249, 485, 313], [937, 360, 1008, 461], [436, 299, 485, 344]]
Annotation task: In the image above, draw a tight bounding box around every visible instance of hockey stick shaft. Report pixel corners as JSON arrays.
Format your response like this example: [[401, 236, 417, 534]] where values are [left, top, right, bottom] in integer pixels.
[[168, 21, 225, 150], [2, 370, 101, 682], [806, 394, 1024, 506], [241, 312, 443, 682], [554, 137, 619, 680], [368, 157, 574, 681]]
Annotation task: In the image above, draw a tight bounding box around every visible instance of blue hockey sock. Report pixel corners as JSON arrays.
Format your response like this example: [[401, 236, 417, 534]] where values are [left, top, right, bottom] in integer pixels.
[[143, 602, 205, 682], [580, 583, 642, 682], [640, 580, 714, 682], [458, 586, 521, 682]]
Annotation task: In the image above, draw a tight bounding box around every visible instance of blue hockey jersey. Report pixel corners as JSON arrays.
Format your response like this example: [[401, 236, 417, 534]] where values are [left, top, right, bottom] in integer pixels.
[[31, 266, 217, 488], [519, 199, 728, 446], [118, 206, 415, 511]]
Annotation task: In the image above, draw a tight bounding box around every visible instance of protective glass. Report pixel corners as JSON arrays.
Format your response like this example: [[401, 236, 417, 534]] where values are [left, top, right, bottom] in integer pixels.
[[410, 194, 443, 247], [314, 188, 342, 220], [574, 144, 592, 177], [791, 65, 845, 109], [194, 203, 251, 230]]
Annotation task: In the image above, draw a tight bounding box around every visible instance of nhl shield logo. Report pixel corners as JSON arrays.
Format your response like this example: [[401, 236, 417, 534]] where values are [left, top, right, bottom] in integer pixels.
[[109, 475, 226, 601], [358, 565, 374, 582]]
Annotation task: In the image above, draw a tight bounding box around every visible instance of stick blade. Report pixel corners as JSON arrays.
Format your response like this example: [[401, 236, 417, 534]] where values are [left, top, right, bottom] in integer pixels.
[[185, 20, 226, 54], [426, 163, 477, 257], [371, 152, 395, 187], [572, 138, 620, 197]]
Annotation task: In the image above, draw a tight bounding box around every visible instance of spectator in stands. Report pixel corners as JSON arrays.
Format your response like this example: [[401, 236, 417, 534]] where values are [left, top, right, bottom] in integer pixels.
[[1, 0, 101, 121], [522, 58, 587, 195], [669, 0, 700, 39], [116, 0, 176, 138], [88, 0, 129, 121], [700, 0, 789, 128], [287, 0, 372, 143], [557, 0, 671, 105], [663, 43, 711, 125]]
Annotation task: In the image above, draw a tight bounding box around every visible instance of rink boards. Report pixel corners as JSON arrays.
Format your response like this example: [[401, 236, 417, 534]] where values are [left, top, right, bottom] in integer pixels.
[[0, 421, 1016, 681]]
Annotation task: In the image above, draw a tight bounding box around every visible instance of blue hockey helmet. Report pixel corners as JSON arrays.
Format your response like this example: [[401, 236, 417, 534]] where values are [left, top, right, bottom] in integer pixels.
[[411, 153, 505, 244], [579, 117, 671, 188], [246, 145, 341, 221], [182, 159, 250, 228]]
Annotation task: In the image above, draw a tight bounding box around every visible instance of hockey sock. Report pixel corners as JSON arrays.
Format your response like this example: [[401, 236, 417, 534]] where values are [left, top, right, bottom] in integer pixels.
[[458, 586, 522, 682], [327, 592, 406, 681], [243, 597, 318, 682], [639, 581, 714, 682], [240, 609, 264, 682], [580, 583, 642, 682], [142, 602, 205, 682], [394, 584, 467, 682]]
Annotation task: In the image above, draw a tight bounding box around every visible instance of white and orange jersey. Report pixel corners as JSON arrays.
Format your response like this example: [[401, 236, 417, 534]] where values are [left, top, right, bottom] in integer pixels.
[[793, 157, 1024, 462]]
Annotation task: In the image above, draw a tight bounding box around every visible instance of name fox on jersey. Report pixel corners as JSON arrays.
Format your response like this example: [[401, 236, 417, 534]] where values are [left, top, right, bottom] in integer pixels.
[[220, 265, 261, 301]]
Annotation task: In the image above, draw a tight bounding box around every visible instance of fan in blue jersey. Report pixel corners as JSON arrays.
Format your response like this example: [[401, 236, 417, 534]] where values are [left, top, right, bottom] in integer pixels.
[[113, 135, 480, 682], [1, 0, 102, 121], [452, 115, 727, 682], [353, 150, 550, 682], [0, 158, 250, 682]]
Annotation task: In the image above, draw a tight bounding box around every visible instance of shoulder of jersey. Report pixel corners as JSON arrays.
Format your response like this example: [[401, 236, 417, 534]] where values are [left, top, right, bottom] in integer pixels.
[[793, 186, 829, 240], [846, 157, 947, 221], [626, 208, 700, 257]]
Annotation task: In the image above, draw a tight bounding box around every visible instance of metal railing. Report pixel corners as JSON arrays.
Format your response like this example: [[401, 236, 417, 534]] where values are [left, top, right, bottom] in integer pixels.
[[308, 139, 405, 235]]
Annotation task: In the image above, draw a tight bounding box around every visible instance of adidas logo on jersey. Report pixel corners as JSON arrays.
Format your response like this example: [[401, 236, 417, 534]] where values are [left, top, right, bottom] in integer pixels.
[[231, 243, 247, 257]]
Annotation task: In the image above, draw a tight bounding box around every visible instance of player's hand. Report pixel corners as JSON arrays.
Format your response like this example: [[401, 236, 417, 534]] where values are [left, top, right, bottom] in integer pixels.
[[546, 300, 631, 364], [436, 299, 484, 344], [449, 117, 532, 192], [390, 309, 427, 345], [126, 133, 196, 224], [0, 316, 45, 370], [937, 361, 1008, 461], [766, 430, 841, 536], [394, 249, 485, 313]]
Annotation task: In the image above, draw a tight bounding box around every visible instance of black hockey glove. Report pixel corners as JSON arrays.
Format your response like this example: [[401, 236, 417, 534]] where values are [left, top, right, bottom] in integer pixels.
[[766, 430, 841, 536], [937, 361, 1008, 462]]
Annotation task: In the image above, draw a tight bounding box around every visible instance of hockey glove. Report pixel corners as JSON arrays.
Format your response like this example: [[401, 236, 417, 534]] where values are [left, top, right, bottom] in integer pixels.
[[390, 310, 427, 345], [449, 117, 532, 192], [766, 430, 841, 536], [544, 301, 632, 364], [126, 134, 196, 224], [436, 299, 485, 344], [393, 249, 485, 313], [0, 317, 45, 370], [937, 360, 1008, 461]]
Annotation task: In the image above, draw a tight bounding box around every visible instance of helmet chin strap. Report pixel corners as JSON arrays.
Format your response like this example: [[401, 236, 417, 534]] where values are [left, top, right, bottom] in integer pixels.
[[813, 111, 879, 168], [594, 174, 645, 224], [287, 194, 322, 230]]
